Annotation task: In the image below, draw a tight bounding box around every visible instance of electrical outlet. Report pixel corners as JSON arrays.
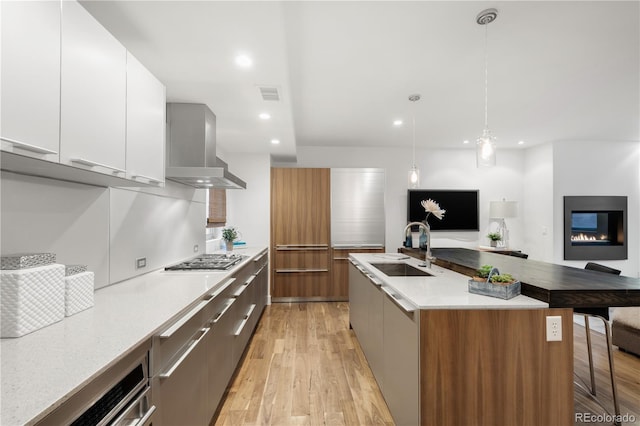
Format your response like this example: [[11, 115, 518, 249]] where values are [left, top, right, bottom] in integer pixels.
[[193, 244, 199, 253], [546, 316, 562, 341], [136, 257, 147, 269]]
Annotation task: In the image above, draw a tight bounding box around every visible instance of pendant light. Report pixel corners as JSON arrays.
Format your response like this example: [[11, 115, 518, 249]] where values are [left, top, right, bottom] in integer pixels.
[[408, 94, 421, 188], [476, 8, 498, 168]]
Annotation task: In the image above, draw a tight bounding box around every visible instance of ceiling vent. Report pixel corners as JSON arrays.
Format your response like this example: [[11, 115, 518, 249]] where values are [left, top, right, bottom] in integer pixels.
[[259, 86, 280, 101]]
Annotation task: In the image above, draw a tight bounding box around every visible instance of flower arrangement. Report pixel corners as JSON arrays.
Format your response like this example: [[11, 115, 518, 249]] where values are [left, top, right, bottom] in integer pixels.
[[421, 199, 446, 223]]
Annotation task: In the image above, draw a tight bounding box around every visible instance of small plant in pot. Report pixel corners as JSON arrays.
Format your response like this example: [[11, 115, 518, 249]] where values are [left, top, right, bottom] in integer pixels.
[[487, 232, 502, 247], [472, 265, 494, 282], [489, 273, 516, 286], [222, 227, 238, 251]]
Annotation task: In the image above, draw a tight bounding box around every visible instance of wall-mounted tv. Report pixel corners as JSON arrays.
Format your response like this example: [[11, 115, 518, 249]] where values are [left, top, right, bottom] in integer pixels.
[[407, 189, 479, 231]]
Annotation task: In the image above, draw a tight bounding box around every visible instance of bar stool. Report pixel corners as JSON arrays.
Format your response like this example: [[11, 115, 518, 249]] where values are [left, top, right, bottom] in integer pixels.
[[574, 262, 621, 424]]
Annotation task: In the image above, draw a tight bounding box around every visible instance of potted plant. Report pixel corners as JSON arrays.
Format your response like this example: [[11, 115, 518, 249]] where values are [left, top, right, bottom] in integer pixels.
[[468, 266, 521, 299], [472, 265, 494, 282], [222, 227, 238, 251], [487, 232, 502, 247]]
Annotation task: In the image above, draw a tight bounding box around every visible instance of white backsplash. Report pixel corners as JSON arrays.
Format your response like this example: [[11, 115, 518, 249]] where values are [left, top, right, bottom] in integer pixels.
[[1, 171, 206, 288]]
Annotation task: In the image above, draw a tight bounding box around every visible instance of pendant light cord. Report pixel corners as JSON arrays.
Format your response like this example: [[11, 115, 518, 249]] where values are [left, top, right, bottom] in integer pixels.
[[412, 107, 416, 166], [484, 20, 489, 130]]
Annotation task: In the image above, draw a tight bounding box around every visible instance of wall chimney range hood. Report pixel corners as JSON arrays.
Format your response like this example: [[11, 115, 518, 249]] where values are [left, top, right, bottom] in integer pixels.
[[165, 103, 246, 189]]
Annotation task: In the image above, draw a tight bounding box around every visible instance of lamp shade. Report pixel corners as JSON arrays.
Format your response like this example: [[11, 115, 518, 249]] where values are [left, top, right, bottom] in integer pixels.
[[489, 200, 517, 218]]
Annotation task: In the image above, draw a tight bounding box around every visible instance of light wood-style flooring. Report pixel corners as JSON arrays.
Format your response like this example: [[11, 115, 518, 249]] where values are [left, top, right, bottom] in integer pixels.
[[214, 303, 640, 426]]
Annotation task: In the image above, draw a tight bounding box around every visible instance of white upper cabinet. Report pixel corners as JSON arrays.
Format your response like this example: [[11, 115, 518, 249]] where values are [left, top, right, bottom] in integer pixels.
[[60, 0, 127, 177], [1, 1, 61, 161], [126, 52, 166, 185]]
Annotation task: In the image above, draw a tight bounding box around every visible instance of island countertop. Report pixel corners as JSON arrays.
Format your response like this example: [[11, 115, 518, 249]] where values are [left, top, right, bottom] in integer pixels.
[[420, 247, 640, 308], [349, 253, 548, 310]]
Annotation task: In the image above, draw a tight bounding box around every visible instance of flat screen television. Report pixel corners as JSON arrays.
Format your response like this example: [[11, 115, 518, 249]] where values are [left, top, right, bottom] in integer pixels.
[[407, 189, 479, 231]]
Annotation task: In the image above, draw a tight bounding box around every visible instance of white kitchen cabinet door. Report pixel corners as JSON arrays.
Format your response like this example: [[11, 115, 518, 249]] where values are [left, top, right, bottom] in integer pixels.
[[126, 52, 166, 185], [60, 0, 126, 177], [1, 1, 60, 161]]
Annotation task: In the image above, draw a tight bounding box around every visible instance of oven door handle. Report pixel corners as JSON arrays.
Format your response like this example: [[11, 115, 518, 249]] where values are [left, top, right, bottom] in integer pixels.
[[108, 387, 155, 426], [137, 404, 157, 425]]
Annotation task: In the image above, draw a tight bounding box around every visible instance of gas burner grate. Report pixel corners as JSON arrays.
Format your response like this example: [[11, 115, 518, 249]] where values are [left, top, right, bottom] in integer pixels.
[[165, 253, 246, 271]]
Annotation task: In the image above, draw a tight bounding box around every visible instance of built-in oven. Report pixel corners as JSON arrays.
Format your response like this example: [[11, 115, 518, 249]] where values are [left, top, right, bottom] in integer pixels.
[[36, 341, 155, 426]]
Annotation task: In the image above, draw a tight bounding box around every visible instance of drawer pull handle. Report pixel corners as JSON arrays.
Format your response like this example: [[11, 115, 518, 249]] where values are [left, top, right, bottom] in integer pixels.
[[275, 268, 329, 273], [70, 158, 126, 174], [211, 299, 235, 324], [234, 304, 256, 336], [159, 327, 210, 379], [382, 287, 416, 313], [131, 174, 162, 184], [159, 300, 209, 338], [1, 137, 58, 154], [275, 244, 328, 251], [254, 251, 268, 262], [204, 278, 236, 300]]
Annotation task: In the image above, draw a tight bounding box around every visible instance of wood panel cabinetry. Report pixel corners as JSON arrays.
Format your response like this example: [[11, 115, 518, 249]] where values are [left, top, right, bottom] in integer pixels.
[[271, 168, 331, 300]]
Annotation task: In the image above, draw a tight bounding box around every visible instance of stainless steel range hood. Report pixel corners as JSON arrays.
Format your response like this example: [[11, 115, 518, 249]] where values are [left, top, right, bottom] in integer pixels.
[[165, 103, 246, 189]]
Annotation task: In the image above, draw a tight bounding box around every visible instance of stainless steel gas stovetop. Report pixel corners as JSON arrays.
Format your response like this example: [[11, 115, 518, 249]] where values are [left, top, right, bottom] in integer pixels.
[[165, 253, 245, 271]]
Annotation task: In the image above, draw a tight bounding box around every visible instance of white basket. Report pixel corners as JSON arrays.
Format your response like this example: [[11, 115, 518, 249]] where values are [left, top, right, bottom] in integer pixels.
[[65, 271, 95, 316], [1, 264, 65, 338]]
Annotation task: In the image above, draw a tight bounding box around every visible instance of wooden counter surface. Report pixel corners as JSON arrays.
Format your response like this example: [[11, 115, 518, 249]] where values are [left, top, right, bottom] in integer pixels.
[[400, 247, 640, 308]]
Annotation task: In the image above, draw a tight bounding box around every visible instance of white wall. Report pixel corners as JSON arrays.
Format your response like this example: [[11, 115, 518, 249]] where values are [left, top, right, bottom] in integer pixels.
[[522, 143, 554, 262], [223, 152, 271, 248], [552, 140, 640, 276], [0, 171, 206, 288], [274, 146, 526, 251]]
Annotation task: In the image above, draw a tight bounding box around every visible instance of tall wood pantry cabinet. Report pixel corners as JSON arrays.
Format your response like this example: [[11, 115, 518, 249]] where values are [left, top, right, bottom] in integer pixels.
[[271, 168, 331, 301]]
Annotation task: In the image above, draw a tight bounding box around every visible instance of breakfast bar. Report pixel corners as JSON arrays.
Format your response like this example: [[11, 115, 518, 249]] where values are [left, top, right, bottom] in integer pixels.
[[423, 247, 640, 307]]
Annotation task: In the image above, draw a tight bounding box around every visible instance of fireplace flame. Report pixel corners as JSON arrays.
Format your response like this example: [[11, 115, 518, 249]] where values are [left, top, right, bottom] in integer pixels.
[[571, 233, 609, 242]]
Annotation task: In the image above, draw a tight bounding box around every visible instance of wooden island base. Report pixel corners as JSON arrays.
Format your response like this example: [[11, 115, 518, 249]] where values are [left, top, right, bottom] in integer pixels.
[[420, 308, 574, 425]]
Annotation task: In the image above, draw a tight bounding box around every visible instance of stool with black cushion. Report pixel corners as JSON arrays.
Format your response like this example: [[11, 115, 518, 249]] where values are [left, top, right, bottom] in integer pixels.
[[575, 262, 621, 424]]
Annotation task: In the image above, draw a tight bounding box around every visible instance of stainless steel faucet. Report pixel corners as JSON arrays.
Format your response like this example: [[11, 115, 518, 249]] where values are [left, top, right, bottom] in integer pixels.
[[403, 222, 435, 268]]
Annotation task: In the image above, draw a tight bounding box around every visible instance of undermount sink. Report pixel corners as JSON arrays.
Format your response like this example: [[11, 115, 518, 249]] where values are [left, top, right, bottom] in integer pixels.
[[370, 262, 433, 277]]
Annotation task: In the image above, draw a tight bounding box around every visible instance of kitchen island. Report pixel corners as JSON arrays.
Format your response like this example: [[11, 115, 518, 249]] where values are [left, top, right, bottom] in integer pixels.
[[349, 253, 574, 426], [0, 246, 267, 425]]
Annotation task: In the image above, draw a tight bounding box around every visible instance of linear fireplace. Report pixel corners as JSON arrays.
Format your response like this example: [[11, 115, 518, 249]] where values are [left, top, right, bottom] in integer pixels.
[[564, 196, 627, 260]]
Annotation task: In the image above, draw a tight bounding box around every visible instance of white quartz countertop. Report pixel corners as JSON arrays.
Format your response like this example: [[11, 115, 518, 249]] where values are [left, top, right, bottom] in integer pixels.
[[350, 253, 549, 310], [0, 246, 267, 426]]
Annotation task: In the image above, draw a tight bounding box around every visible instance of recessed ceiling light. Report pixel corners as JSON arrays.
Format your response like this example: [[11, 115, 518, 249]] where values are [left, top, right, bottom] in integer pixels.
[[271, 139, 280, 145], [196, 179, 204, 183], [518, 140, 525, 145], [259, 113, 271, 120], [235, 54, 253, 68], [393, 120, 403, 126], [463, 140, 470, 144]]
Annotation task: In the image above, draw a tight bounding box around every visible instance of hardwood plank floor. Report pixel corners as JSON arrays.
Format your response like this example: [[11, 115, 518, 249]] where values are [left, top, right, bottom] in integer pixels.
[[214, 303, 640, 426], [214, 302, 393, 426]]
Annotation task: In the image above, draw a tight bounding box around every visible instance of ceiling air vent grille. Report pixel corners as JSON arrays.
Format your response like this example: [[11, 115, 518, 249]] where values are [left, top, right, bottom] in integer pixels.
[[259, 86, 280, 101]]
